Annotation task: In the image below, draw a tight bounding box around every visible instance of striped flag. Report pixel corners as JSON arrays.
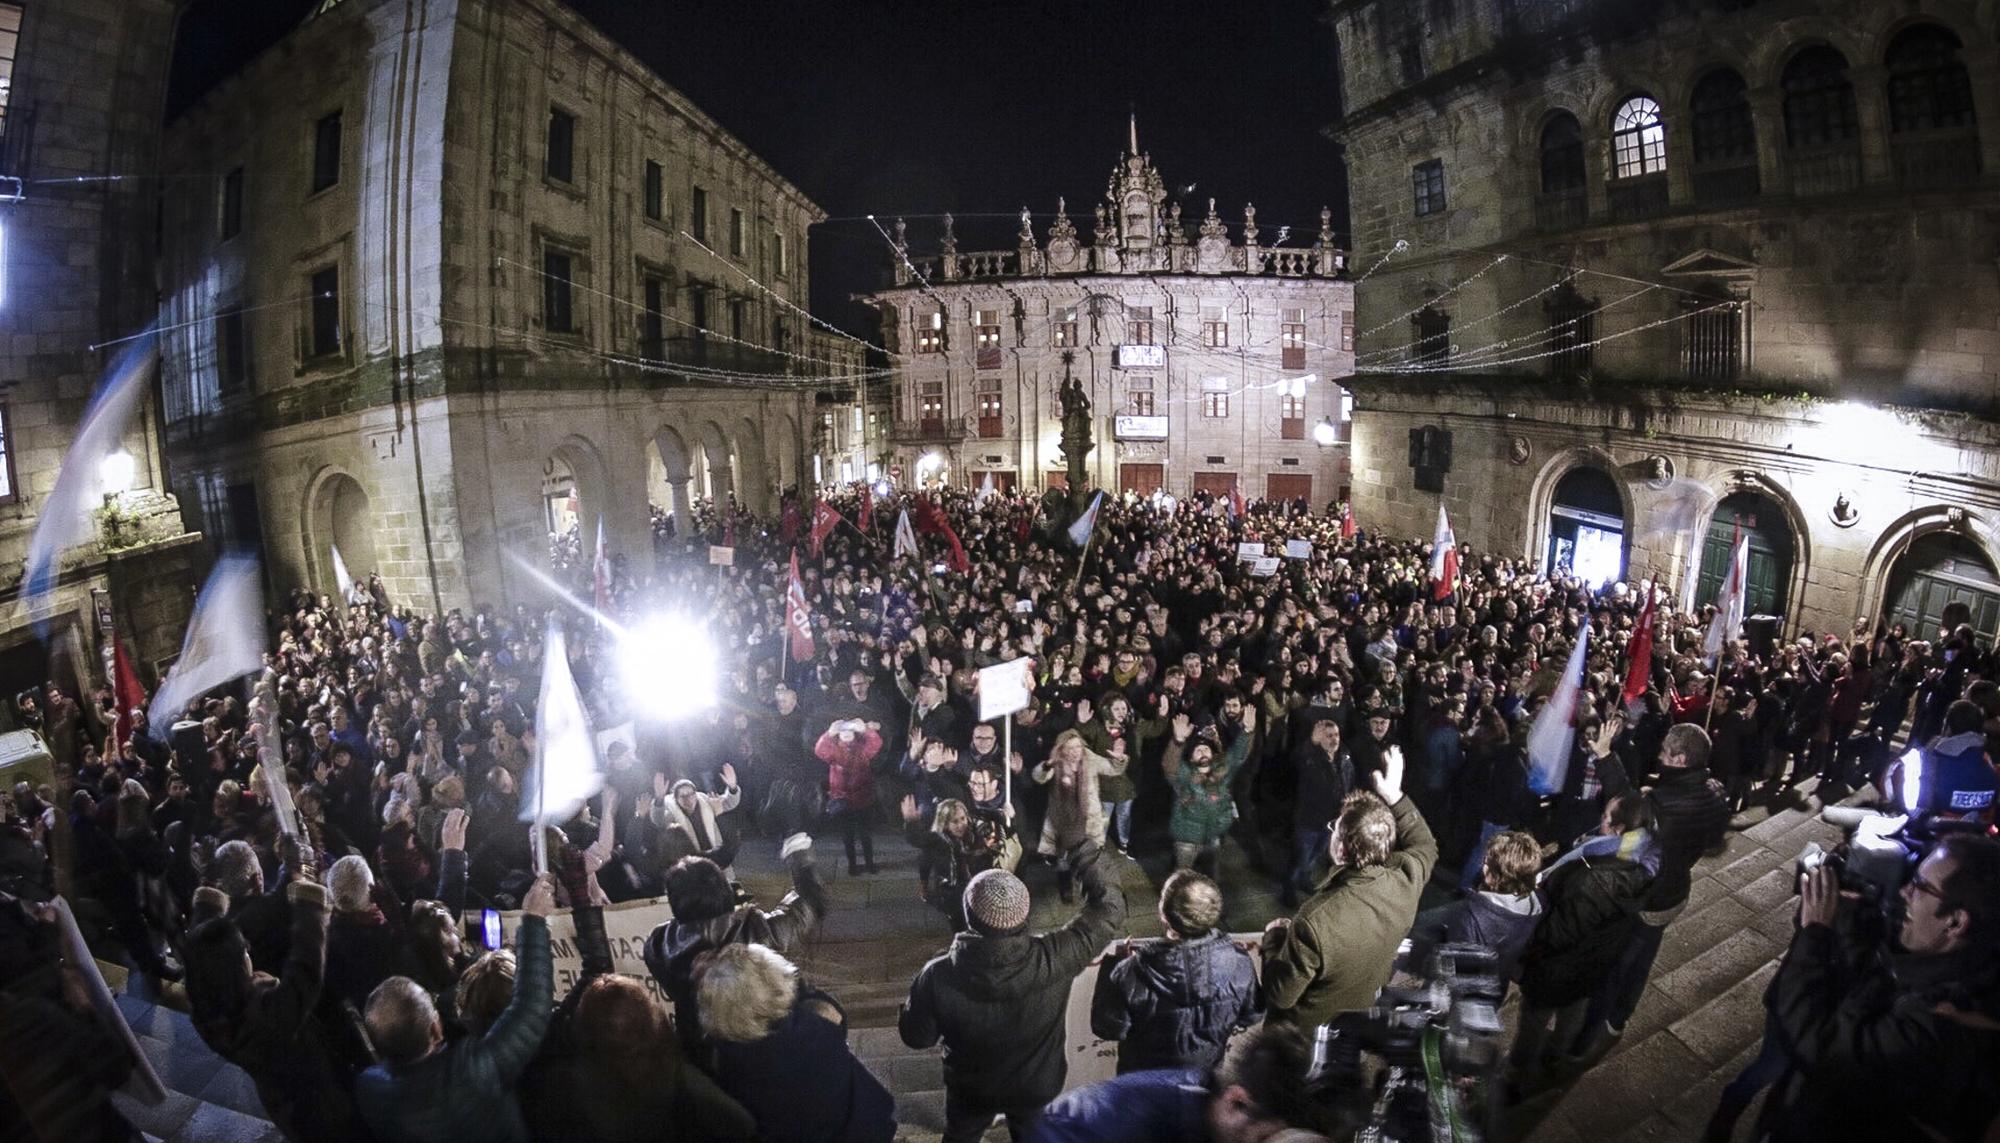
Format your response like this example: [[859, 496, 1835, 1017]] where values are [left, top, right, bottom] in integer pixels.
[[785, 550, 816, 662], [23, 333, 157, 608], [1703, 523, 1749, 661], [1067, 491, 1105, 547], [1430, 503, 1458, 601], [147, 554, 266, 736], [1528, 627, 1590, 796]]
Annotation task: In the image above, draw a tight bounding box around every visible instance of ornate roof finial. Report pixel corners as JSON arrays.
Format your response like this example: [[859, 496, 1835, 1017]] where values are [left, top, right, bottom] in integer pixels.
[[939, 212, 957, 256], [1318, 205, 1334, 246], [891, 216, 907, 252], [1019, 205, 1033, 243], [1199, 198, 1227, 240], [1165, 200, 1186, 247], [1128, 109, 1140, 157], [1242, 203, 1259, 245], [1093, 202, 1115, 246], [1049, 196, 1077, 243]]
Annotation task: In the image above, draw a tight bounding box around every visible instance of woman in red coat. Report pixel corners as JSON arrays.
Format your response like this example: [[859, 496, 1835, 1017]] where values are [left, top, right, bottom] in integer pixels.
[[815, 720, 883, 875]]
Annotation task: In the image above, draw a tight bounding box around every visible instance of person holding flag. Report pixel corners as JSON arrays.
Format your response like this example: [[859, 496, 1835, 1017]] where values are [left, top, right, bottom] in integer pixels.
[[148, 554, 267, 736], [1622, 586, 1658, 710], [1430, 503, 1458, 602], [1527, 628, 1591, 798], [810, 500, 844, 558], [1702, 522, 1750, 664], [520, 617, 602, 876], [785, 551, 816, 664], [1339, 501, 1357, 542]]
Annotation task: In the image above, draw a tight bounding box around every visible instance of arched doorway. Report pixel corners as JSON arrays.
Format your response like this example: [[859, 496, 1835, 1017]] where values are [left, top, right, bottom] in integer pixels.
[[650, 424, 694, 531], [1883, 531, 2000, 646], [1546, 466, 1626, 587], [306, 471, 379, 596], [1696, 489, 1794, 619]]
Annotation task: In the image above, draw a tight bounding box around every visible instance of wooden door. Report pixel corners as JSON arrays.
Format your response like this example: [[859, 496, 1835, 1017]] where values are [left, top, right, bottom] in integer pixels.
[[1119, 464, 1164, 496], [1190, 472, 1237, 497], [1266, 474, 1313, 502]]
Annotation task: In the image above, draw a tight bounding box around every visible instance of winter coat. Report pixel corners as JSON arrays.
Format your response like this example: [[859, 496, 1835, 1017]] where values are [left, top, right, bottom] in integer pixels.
[[1403, 890, 1544, 984], [354, 914, 552, 1143], [1293, 745, 1355, 834], [1161, 734, 1250, 846], [1261, 792, 1438, 1029], [1517, 837, 1653, 1008], [899, 845, 1126, 1108], [524, 1048, 756, 1143], [1089, 931, 1261, 1074], [325, 902, 404, 1013], [1643, 767, 1730, 914], [1035, 1069, 1213, 1142], [643, 845, 827, 1051], [1032, 744, 1125, 854], [1078, 715, 1138, 804], [706, 986, 896, 1143], [191, 882, 364, 1143], [816, 729, 883, 812]]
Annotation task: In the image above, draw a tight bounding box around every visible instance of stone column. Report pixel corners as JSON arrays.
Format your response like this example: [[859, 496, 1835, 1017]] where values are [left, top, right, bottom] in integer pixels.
[[1850, 64, 1894, 188], [1748, 84, 1785, 197], [709, 463, 735, 510]]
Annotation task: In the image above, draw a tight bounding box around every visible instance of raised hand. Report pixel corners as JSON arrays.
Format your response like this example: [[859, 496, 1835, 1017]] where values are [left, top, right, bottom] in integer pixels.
[[441, 807, 469, 852], [1374, 745, 1405, 805], [1157, 693, 1171, 719], [1242, 706, 1258, 731], [1171, 713, 1192, 742], [899, 793, 921, 823], [1076, 698, 1094, 725], [521, 873, 556, 919], [1592, 713, 1624, 757], [720, 762, 738, 789], [653, 771, 670, 799]]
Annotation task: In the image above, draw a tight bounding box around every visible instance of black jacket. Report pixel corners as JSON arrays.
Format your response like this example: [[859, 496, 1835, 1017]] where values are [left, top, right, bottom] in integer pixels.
[[1518, 847, 1652, 1007], [706, 987, 896, 1143], [1644, 767, 1730, 912], [899, 845, 1126, 1107], [1088, 931, 1260, 1074]]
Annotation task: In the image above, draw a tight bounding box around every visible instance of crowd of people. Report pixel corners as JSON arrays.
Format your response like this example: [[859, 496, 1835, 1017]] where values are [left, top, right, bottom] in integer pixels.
[[1, 482, 1996, 1142]]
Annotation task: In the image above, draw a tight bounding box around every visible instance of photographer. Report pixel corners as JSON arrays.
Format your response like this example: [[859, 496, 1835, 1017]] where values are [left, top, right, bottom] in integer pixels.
[[1754, 833, 2000, 1141]]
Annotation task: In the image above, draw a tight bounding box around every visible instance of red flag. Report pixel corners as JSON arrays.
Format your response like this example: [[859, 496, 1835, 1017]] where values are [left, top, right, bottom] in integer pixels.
[[1339, 503, 1357, 541], [1229, 485, 1245, 522], [810, 501, 843, 557], [785, 550, 815, 662], [1623, 588, 1657, 702], [913, 496, 946, 536], [112, 636, 146, 748], [780, 498, 801, 544], [940, 520, 971, 573]]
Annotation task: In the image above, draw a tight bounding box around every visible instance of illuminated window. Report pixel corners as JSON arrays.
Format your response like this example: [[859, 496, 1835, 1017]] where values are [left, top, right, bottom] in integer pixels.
[[1611, 96, 1667, 178], [919, 380, 945, 425], [1201, 376, 1229, 419], [1053, 305, 1078, 347], [975, 309, 1001, 369], [774, 231, 789, 277], [1281, 306, 1306, 369], [851, 406, 863, 433], [916, 310, 943, 353], [1280, 394, 1305, 439], [976, 377, 1002, 438], [0, 404, 18, 502]]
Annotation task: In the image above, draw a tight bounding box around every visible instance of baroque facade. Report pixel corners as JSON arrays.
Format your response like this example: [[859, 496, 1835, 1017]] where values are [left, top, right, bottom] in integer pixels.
[[1332, 0, 2000, 639], [863, 126, 1356, 505], [159, 0, 860, 613], [0, 0, 200, 705]]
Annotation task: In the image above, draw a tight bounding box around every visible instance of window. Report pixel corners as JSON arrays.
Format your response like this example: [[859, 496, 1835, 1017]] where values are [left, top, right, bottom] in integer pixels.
[[0, 3, 21, 149], [1611, 96, 1667, 178], [1539, 113, 1586, 193], [1128, 377, 1155, 416], [729, 208, 745, 257], [976, 377, 1002, 438], [309, 265, 341, 358], [1411, 306, 1450, 365], [852, 406, 864, 433], [1053, 305, 1078, 347], [542, 250, 574, 333], [919, 380, 945, 427], [1411, 159, 1447, 216], [1201, 306, 1229, 347], [1887, 26, 1975, 133], [217, 309, 247, 393], [975, 309, 1001, 369], [1281, 394, 1305, 439], [220, 167, 244, 240], [643, 159, 664, 221], [691, 186, 708, 242], [772, 316, 789, 354], [1684, 298, 1743, 381], [1201, 376, 1230, 419], [689, 288, 708, 357], [1126, 305, 1153, 346], [1691, 70, 1756, 164], [1546, 285, 1597, 378], [774, 231, 789, 277], [641, 276, 666, 361], [311, 111, 342, 193], [1782, 47, 1859, 147], [916, 310, 943, 353], [1340, 317, 1355, 352], [1281, 307, 1307, 369], [0, 403, 16, 503], [546, 107, 575, 183], [729, 297, 745, 343]]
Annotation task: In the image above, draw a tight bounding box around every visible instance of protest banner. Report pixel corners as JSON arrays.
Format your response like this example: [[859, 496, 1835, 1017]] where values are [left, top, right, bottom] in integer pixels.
[[1251, 557, 1282, 578], [1235, 542, 1265, 560], [709, 545, 736, 566], [490, 897, 675, 1003], [1285, 539, 1312, 560]]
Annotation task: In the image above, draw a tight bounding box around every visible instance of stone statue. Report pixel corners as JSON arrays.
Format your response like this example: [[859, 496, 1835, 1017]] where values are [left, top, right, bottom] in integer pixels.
[[1057, 351, 1093, 507]]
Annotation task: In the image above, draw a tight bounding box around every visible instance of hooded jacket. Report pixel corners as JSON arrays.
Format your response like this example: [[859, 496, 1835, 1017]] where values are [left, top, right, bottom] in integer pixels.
[[898, 845, 1126, 1107], [1089, 930, 1261, 1073], [1517, 833, 1654, 1008]]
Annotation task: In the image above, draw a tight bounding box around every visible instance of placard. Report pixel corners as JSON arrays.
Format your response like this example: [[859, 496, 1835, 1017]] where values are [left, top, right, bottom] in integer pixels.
[[491, 897, 676, 1002], [1251, 557, 1282, 578], [708, 545, 736, 566], [1236, 542, 1266, 560], [1285, 539, 1313, 560], [977, 657, 1035, 720], [595, 721, 636, 759]]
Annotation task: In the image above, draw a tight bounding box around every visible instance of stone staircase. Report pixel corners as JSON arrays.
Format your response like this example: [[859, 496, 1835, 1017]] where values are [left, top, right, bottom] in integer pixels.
[[108, 983, 281, 1143]]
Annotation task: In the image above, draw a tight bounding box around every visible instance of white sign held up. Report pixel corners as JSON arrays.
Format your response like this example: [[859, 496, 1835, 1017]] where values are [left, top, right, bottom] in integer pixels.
[[1285, 539, 1313, 560], [1236, 542, 1266, 560], [1251, 557, 1282, 578], [977, 658, 1035, 721]]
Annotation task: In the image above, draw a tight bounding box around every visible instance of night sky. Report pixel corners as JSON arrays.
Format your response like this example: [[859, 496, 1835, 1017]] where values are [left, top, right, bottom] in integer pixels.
[[171, 0, 1348, 337]]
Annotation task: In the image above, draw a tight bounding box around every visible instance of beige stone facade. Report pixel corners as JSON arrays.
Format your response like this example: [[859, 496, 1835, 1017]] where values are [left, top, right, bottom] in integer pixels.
[[0, 0, 200, 701], [1332, 0, 2000, 638], [863, 135, 1356, 505], [159, 0, 858, 613]]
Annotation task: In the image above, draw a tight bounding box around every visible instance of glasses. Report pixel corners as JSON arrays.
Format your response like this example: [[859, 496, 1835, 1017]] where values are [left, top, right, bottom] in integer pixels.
[[1907, 871, 1949, 903]]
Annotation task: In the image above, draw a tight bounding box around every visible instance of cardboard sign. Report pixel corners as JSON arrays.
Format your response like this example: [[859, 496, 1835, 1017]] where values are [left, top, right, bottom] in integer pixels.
[[492, 897, 676, 1003], [1236, 542, 1266, 560], [977, 658, 1035, 721], [708, 545, 736, 566], [1251, 557, 1282, 578], [1285, 539, 1313, 560], [1061, 935, 1264, 1092]]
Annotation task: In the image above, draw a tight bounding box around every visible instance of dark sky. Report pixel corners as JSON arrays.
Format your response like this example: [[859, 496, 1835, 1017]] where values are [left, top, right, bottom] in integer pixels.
[[172, 0, 1348, 338]]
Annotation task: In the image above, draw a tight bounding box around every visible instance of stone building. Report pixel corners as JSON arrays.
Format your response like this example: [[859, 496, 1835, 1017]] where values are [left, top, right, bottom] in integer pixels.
[[862, 124, 1356, 505], [1331, 0, 2000, 640], [159, 0, 860, 613], [0, 0, 201, 706]]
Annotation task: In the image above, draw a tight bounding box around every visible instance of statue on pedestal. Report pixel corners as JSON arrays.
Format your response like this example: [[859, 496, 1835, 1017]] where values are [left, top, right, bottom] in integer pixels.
[[1057, 351, 1094, 514]]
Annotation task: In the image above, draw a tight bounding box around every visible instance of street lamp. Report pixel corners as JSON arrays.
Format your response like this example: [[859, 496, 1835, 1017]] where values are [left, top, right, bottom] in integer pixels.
[[1311, 419, 1339, 447], [99, 449, 136, 497]]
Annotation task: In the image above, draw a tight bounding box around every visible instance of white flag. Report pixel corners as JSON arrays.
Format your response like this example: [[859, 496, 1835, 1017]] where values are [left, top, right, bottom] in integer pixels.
[[976, 472, 996, 505], [1702, 527, 1750, 661], [330, 544, 355, 601], [894, 508, 919, 560], [23, 334, 157, 606], [148, 554, 267, 736], [1527, 627, 1590, 796], [520, 618, 602, 838], [1068, 491, 1105, 547]]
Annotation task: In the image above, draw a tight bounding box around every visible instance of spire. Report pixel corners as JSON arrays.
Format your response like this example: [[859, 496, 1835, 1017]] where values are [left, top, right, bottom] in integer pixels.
[[1128, 109, 1140, 157]]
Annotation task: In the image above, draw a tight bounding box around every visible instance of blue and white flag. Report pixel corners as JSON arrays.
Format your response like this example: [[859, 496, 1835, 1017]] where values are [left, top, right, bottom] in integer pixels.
[[1067, 491, 1105, 547], [1527, 627, 1590, 796], [330, 544, 356, 602], [521, 618, 601, 870], [148, 553, 267, 736], [23, 332, 157, 609]]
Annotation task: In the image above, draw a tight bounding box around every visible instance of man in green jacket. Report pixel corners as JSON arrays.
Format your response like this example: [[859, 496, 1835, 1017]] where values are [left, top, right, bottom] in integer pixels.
[[355, 872, 555, 1143], [1260, 745, 1437, 1029]]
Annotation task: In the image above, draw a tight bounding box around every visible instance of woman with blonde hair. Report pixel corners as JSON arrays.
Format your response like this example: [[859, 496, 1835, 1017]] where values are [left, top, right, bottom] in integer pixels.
[[1031, 727, 1124, 902]]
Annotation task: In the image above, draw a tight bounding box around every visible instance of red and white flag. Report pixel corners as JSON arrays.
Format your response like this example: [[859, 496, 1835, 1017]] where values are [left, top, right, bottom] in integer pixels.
[[1430, 503, 1458, 601], [1622, 586, 1657, 703], [111, 636, 146, 748], [810, 501, 843, 557], [1339, 502, 1357, 541], [1703, 522, 1749, 661], [785, 550, 816, 663], [1528, 627, 1590, 796], [591, 516, 611, 613]]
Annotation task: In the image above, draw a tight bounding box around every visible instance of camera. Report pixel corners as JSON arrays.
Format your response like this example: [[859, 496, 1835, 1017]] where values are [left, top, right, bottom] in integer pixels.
[[1796, 819, 1919, 907]]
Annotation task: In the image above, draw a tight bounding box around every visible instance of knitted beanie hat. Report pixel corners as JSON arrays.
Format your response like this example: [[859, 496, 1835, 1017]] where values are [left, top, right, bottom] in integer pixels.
[[962, 868, 1031, 936]]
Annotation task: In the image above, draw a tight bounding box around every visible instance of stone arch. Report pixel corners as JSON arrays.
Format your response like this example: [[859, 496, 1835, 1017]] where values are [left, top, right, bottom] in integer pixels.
[[1688, 469, 1813, 629], [1524, 446, 1637, 580], [303, 467, 379, 597], [697, 418, 734, 505], [649, 422, 695, 527], [1865, 6, 1987, 64], [545, 433, 612, 544], [1755, 33, 1871, 91], [734, 416, 770, 514], [1858, 505, 2000, 638], [772, 410, 800, 493]]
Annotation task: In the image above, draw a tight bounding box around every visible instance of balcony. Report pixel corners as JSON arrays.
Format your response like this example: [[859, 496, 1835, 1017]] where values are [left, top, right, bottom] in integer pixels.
[[664, 337, 793, 376], [1692, 161, 1761, 209], [1605, 174, 1669, 224], [1786, 145, 1863, 198], [890, 418, 967, 445], [1892, 131, 1982, 192], [1533, 187, 1587, 232]]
